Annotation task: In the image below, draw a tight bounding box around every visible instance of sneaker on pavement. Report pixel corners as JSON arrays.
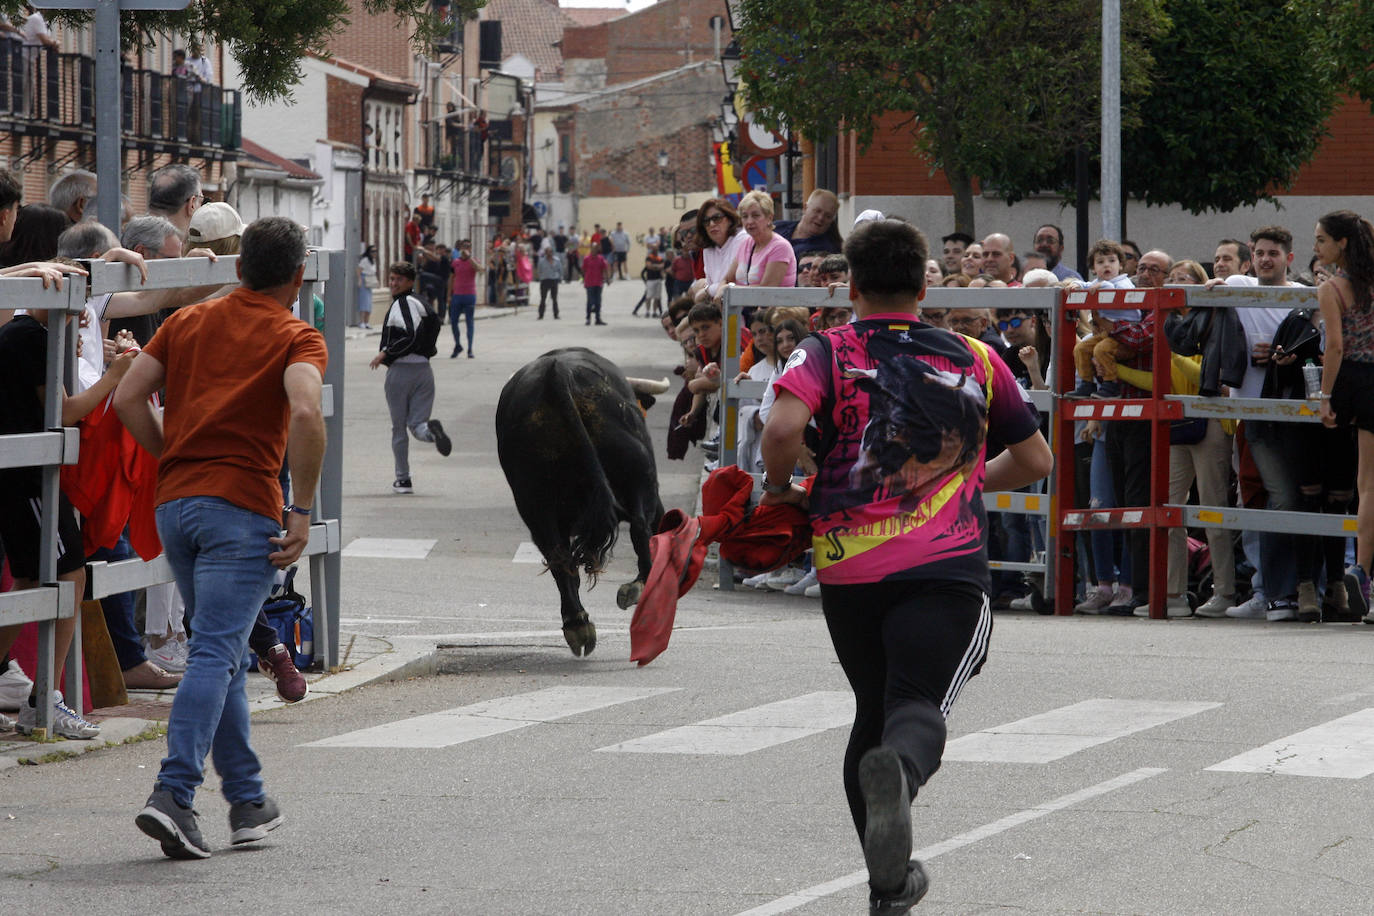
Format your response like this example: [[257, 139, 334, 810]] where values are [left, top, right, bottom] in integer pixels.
[[1324, 581, 1352, 621], [1135, 596, 1193, 618], [1297, 581, 1321, 623], [258, 645, 308, 703], [17, 690, 100, 740], [784, 570, 819, 596], [869, 860, 930, 916], [136, 787, 210, 860], [0, 658, 33, 710], [0, 712, 13, 731], [858, 747, 913, 899], [144, 635, 188, 673], [1225, 593, 1268, 619], [1266, 598, 1299, 622], [804, 581, 822, 599], [1194, 593, 1235, 618], [228, 795, 283, 845], [1074, 587, 1115, 614], [1009, 593, 1036, 611], [741, 572, 771, 589], [1348, 565, 1372, 622], [764, 567, 806, 591], [392, 477, 414, 494], [428, 419, 452, 456]]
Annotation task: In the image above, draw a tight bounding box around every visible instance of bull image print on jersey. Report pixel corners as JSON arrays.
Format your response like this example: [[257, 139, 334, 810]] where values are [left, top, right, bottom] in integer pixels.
[[773, 317, 1038, 590]]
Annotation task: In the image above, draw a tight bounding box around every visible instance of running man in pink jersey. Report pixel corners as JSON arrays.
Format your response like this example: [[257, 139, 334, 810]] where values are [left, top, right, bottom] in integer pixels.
[[760, 218, 1053, 914]]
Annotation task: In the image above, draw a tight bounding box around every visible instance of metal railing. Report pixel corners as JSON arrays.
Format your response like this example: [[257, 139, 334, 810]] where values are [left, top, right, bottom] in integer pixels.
[[0, 251, 346, 736], [0, 37, 240, 150]]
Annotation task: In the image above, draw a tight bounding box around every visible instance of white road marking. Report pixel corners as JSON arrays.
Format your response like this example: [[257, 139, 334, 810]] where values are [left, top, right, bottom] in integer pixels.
[[513, 541, 544, 563], [341, 537, 436, 559], [1206, 709, 1374, 778], [302, 686, 679, 749], [733, 767, 1167, 915], [597, 692, 854, 756], [337, 618, 419, 625], [943, 699, 1221, 764]]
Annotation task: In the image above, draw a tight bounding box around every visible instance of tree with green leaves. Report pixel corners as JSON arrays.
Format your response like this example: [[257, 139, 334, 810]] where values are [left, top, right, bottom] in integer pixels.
[[737, 0, 1345, 234], [1, 0, 484, 103]]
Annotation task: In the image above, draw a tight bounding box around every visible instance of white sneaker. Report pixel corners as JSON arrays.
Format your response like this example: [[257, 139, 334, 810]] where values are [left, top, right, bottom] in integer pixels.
[[765, 567, 805, 591], [17, 690, 100, 740], [145, 636, 189, 674], [1009, 593, 1036, 611], [1194, 594, 1235, 618], [1135, 597, 1193, 618], [0, 659, 33, 711], [804, 582, 822, 599], [784, 570, 819, 596], [1225, 593, 1268, 619], [0, 711, 14, 731], [742, 572, 771, 589]]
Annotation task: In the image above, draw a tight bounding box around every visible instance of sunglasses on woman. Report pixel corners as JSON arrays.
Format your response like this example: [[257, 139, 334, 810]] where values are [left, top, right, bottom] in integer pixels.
[[996, 317, 1027, 331]]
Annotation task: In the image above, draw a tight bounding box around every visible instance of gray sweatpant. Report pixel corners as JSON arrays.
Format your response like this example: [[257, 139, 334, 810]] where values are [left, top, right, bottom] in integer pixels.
[[384, 359, 436, 479]]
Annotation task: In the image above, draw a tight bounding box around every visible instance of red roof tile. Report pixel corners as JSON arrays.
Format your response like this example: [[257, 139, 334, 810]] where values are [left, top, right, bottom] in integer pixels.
[[239, 138, 322, 180]]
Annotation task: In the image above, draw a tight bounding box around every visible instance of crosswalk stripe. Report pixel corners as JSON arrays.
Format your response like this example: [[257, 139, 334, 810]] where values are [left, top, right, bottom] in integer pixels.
[[596, 692, 854, 756], [302, 686, 679, 749], [944, 699, 1221, 764], [513, 541, 544, 563], [1206, 708, 1374, 778], [341, 537, 436, 559]]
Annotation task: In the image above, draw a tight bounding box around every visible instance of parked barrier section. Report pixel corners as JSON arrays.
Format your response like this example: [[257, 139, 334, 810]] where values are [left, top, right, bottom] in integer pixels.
[[0, 251, 346, 736]]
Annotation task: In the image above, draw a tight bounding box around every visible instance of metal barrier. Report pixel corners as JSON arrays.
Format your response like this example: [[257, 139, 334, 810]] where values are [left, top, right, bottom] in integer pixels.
[[0, 276, 86, 736], [1050, 283, 1359, 619], [0, 252, 347, 736], [716, 285, 1058, 598]]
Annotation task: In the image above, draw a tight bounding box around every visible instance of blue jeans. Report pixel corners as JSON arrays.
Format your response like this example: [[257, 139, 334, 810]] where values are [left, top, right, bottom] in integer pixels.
[[450, 293, 475, 352], [1247, 431, 1301, 600], [89, 531, 145, 671], [154, 496, 279, 808], [585, 286, 602, 322]]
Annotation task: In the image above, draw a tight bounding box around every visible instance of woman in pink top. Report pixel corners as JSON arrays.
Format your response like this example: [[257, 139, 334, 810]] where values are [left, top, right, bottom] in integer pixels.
[[449, 239, 482, 358], [723, 189, 798, 290]]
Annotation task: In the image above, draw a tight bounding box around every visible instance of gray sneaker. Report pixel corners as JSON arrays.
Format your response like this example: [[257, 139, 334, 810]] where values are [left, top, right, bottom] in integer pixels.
[[136, 787, 210, 859], [229, 795, 283, 845]]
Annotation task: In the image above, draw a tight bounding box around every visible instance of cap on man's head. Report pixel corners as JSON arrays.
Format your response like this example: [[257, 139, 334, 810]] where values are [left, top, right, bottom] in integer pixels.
[[187, 201, 244, 244]]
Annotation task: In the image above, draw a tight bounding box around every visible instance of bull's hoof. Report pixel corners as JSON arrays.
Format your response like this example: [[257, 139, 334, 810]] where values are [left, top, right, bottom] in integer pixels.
[[616, 579, 644, 610], [563, 618, 597, 657]]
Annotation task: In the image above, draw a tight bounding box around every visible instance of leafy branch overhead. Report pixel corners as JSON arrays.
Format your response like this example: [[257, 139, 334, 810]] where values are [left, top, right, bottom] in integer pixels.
[[737, 0, 1354, 228], [0, 0, 485, 102]]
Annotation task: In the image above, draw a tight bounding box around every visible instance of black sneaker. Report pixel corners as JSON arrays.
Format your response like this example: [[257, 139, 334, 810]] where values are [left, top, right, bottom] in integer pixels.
[[136, 787, 211, 859], [392, 478, 413, 494], [228, 795, 283, 845], [1092, 380, 1122, 399], [858, 747, 913, 899], [428, 419, 452, 456], [869, 860, 930, 915]]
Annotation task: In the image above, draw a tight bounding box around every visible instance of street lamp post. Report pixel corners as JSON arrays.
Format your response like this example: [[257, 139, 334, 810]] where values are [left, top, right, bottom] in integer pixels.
[[657, 149, 686, 210]]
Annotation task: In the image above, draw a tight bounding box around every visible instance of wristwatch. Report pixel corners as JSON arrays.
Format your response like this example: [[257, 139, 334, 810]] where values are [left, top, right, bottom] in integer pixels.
[[761, 474, 793, 495], [283, 503, 313, 517]]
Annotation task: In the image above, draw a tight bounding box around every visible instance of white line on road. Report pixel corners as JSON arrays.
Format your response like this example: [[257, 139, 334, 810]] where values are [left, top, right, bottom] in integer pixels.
[[943, 699, 1221, 764], [341, 537, 437, 559], [733, 767, 1167, 915], [596, 692, 854, 756], [513, 541, 544, 563], [301, 686, 679, 749], [1206, 708, 1374, 778]]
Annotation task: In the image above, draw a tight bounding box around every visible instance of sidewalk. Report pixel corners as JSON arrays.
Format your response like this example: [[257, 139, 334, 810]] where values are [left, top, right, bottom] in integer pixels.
[[0, 631, 444, 769]]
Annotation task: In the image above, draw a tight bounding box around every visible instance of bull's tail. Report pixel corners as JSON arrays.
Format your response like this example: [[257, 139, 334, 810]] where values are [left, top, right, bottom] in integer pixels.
[[547, 362, 620, 587]]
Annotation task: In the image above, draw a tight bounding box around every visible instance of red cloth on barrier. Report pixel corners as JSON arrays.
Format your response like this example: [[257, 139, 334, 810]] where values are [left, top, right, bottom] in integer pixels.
[[630, 466, 813, 666], [60, 394, 162, 560]]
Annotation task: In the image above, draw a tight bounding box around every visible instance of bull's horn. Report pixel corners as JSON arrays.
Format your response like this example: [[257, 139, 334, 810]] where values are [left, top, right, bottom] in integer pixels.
[[627, 376, 671, 395]]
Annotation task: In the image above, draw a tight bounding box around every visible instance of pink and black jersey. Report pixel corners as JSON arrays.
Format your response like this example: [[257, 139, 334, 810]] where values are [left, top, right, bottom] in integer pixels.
[[772, 314, 1039, 590]]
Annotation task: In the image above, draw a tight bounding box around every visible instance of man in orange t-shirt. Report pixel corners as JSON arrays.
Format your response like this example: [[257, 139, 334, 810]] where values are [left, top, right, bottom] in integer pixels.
[[115, 217, 328, 860]]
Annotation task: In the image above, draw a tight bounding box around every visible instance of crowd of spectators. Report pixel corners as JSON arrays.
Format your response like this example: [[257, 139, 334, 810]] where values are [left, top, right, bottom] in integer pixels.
[[651, 186, 1373, 624], [0, 163, 313, 740]]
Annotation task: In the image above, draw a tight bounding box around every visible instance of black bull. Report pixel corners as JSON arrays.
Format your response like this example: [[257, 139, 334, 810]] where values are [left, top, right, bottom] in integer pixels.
[[495, 348, 665, 656]]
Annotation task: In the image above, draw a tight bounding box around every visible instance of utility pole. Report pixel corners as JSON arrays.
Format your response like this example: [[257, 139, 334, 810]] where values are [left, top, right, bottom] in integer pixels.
[[1101, 0, 1121, 241]]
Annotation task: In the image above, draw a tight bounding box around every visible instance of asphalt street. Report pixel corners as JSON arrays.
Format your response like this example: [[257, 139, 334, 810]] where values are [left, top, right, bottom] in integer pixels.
[[5, 277, 1374, 915]]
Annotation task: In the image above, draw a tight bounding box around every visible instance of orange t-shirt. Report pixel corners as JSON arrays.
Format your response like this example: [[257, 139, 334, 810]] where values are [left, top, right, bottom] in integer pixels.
[[143, 287, 329, 522]]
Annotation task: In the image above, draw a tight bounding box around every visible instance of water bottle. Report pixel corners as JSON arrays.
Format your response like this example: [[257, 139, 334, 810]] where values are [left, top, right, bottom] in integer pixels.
[[1303, 360, 1321, 399]]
